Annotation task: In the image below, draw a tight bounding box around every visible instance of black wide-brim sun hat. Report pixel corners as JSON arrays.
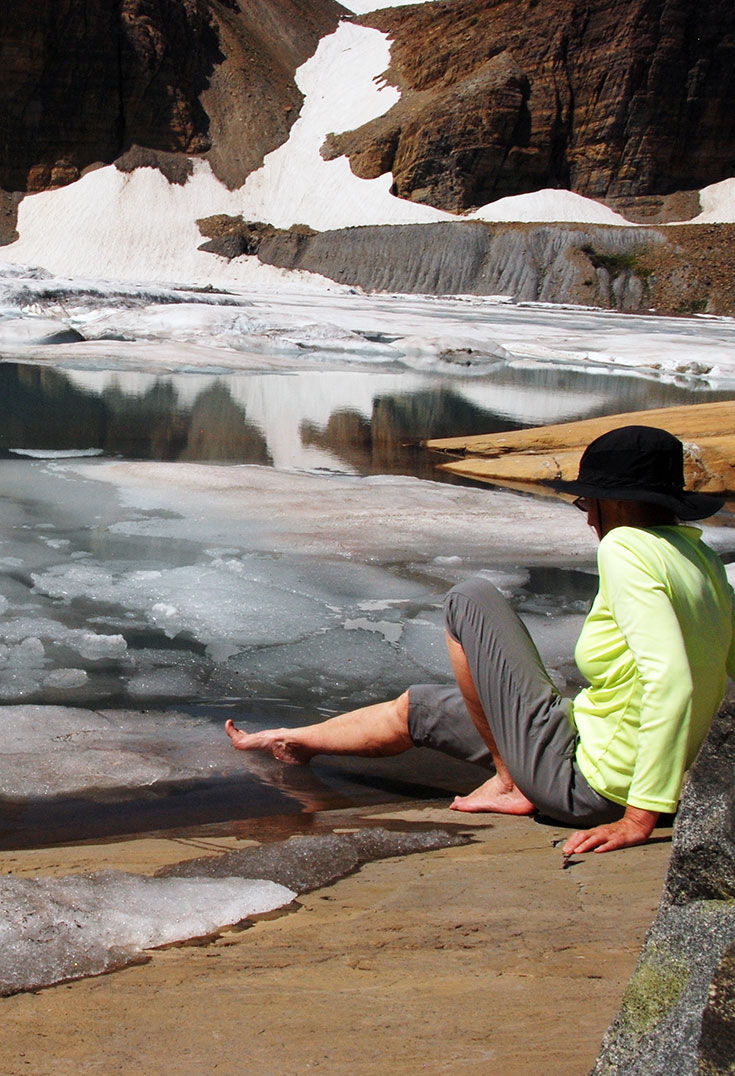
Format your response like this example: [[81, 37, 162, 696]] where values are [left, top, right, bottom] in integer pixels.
[[544, 425, 725, 521]]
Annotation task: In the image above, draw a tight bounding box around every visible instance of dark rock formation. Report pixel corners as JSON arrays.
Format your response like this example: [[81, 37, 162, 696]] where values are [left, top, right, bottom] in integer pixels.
[[206, 216, 735, 316], [323, 0, 735, 212], [197, 215, 316, 259], [197, 0, 345, 189], [0, 0, 343, 195], [0, 191, 23, 246], [592, 707, 735, 1075]]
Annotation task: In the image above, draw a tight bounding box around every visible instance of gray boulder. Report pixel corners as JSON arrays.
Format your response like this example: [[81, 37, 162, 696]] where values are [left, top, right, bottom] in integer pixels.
[[592, 706, 735, 1075]]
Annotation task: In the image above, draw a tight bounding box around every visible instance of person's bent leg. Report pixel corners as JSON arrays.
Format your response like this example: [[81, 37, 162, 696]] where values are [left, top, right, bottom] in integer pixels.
[[442, 577, 576, 818], [225, 691, 413, 765], [445, 632, 535, 815]]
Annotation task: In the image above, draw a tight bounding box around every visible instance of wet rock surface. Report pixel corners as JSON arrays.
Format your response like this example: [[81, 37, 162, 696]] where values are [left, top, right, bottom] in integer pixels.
[[0, 826, 468, 997], [592, 708, 735, 1075], [159, 826, 471, 893]]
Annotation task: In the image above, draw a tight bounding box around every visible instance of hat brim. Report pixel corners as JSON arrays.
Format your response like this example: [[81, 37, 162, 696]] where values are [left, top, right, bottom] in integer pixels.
[[542, 478, 725, 521]]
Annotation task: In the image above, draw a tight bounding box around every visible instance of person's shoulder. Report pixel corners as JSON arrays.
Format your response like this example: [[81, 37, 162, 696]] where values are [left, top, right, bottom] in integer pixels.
[[597, 526, 672, 575], [599, 525, 656, 553], [602, 525, 698, 551]]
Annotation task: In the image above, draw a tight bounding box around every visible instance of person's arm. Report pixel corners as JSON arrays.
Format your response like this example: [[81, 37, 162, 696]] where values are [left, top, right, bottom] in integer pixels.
[[562, 805, 659, 854]]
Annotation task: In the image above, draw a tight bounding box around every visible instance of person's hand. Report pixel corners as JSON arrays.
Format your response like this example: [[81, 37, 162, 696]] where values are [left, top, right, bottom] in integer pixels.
[[562, 806, 659, 855]]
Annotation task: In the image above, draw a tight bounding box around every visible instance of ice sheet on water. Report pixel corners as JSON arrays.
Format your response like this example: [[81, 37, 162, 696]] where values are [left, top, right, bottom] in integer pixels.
[[0, 872, 295, 996], [2, 261, 735, 384], [396, 334, 512, 369], [10, 448, 104, 459], [31, 559, 339, 650], [0, 616, 128, 699], [0, 267, 247, 314], [0, 706, 247, 799]]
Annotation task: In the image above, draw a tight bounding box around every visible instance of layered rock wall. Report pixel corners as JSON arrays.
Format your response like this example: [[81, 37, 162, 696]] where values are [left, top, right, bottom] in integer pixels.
[[326, 0, 735, 212], [220, 218, 735, 315]]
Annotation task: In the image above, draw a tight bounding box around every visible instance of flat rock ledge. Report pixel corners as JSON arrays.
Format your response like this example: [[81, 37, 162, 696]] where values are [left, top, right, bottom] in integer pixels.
[[592, 705, 735, 1075]]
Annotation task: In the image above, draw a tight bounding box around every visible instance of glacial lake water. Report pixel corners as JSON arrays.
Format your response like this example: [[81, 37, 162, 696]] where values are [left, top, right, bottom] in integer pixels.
[[4, 358, 735, 475]]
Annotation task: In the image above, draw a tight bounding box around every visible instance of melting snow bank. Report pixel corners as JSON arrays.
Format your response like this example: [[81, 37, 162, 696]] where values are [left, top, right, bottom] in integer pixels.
[[0, 828, 468, 996]]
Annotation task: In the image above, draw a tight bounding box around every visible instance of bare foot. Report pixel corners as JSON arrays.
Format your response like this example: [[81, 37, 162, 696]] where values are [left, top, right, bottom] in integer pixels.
[[450, 774, 535, 815], [225, 719, 314, 765]]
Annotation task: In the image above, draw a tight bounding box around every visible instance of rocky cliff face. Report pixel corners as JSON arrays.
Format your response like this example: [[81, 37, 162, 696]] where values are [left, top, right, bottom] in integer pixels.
[[0, 0, 343, 195], [2, 0, 733, 215], [323, 0, 735, 213]]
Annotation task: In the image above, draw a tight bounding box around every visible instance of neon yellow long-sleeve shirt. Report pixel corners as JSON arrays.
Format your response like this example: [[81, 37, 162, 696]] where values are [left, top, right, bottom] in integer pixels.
[[572, 525, 735, 813]]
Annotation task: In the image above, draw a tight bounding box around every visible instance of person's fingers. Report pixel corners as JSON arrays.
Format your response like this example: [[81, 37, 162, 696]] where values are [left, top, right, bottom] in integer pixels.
[[563, 826, 613, 854]]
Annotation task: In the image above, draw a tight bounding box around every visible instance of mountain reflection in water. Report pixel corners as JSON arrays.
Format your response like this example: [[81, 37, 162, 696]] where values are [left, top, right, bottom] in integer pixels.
[[3, 361, 733, 476]]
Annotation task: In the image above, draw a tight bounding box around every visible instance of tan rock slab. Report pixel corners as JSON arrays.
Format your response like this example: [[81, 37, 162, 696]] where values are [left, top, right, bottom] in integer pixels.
[[426, 401, 735, 494]]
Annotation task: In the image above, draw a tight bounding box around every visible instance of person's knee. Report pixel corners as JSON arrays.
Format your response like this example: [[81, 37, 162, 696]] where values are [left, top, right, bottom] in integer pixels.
[[395, 689, 410, 720], [391, 690, 413, 747], [444, 576, 505, 642]]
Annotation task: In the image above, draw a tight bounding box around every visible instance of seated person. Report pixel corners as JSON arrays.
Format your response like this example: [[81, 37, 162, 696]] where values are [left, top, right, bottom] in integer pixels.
[[226, 426, 735, 855]]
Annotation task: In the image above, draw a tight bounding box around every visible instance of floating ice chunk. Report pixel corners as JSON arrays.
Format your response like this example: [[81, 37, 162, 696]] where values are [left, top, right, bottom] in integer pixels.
[[396, 334, 512, 369], [0, 672, 42, 699], [9, 448, 104, 459], [0, 617, 127, 663], [0, 316, 76, 347], [150, 602, 182, 638], [206, 641, 241, 663], [0, 872, 295, 996], [76, 632, 127, 660], [8, 637, 45, 666], [42, 668, 89, 689], [33, 559, 336, 650], [0, 706, 240, 799], [433, 555, 462, 566]]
